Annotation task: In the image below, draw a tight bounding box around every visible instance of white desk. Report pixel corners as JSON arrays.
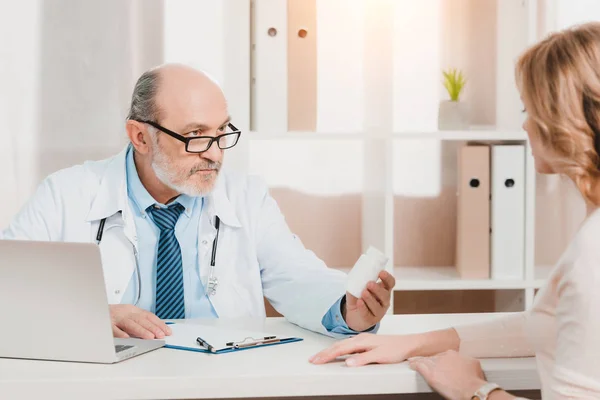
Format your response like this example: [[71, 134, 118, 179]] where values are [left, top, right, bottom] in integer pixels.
[[0, 313, 540, 399]]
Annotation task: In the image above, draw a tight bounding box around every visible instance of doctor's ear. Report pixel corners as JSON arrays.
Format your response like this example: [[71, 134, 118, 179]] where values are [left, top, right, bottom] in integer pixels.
[[126, 120, 151, 155]]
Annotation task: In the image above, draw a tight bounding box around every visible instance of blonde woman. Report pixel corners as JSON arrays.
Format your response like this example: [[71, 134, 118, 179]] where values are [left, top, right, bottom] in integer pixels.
[[310, 22, 600, 400]]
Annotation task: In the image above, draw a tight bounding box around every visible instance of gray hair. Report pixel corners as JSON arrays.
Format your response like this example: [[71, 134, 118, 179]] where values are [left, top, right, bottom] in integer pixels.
[[126, 69, 161, 122]]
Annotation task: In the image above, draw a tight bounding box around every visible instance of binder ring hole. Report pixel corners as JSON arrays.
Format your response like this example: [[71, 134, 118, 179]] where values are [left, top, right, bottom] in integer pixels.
[[298, 29, 308, 38], [469, 178, 480, 188], [505, 178, 515, 188], [267, 27, 277, 37]]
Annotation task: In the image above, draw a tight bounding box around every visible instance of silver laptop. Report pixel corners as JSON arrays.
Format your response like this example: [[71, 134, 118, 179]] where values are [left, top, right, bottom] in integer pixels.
[[0, 239, 164, 363]]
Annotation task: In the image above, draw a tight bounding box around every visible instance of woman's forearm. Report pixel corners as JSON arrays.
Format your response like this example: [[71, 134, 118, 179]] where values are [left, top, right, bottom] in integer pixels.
[[453, 313, 534, 358], [408, 327, 460, 358]]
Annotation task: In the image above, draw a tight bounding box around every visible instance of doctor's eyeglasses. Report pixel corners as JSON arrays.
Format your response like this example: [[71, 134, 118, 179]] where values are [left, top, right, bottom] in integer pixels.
[[137, 120, 241, 154]]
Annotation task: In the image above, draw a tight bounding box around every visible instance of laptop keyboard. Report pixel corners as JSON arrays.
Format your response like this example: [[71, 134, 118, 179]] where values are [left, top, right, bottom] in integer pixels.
[[115, 345, 134, 353]]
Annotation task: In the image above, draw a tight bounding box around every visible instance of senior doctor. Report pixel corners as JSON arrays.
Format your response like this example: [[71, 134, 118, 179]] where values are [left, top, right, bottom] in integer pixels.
[[2, 64, 395, 340]]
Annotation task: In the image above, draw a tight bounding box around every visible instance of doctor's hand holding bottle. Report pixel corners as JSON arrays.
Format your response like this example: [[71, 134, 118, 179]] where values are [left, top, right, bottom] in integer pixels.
[[343, 270, 396, 332]]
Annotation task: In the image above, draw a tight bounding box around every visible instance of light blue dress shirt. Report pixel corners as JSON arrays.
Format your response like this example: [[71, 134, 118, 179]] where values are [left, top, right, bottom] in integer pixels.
[[121, 146, 370, 334], [121, 147, 216, 318]]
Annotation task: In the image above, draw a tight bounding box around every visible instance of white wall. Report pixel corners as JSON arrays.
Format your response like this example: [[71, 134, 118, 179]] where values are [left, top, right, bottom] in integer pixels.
[[164, 1, 224, 84], [164, 0, 250, 132], [393, 0, 441, 132], [496, 0, 529, 129], [441, 0, 497, 126], [554, 0, 600, 30], [0, 0, 164, 228], [317, 0, 364, 133], [164, 0, 250, 173], [0, 0, 41, 228], [39, 0, 163, 175]]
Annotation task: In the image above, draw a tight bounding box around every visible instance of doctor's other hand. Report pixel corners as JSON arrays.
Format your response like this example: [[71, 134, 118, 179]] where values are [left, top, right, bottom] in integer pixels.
[[343, 270, 395, 332], [109, 304, 172, 340]]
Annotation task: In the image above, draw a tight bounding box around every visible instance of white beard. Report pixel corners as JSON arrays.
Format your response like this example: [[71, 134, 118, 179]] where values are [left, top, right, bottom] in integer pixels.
[[150, 137, 220, 197]]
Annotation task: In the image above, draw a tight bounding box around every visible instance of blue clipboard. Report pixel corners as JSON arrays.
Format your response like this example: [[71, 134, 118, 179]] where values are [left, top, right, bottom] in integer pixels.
[[163, 322, 303, 354]]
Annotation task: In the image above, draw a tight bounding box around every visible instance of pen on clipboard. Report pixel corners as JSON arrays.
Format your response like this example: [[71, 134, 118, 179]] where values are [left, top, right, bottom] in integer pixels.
[[196, 336, 216, 353], [226, 336, 279, 348]]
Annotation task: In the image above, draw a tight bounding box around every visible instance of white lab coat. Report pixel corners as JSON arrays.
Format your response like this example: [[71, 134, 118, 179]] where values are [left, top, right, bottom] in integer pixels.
[[1, 146, 347, 335]]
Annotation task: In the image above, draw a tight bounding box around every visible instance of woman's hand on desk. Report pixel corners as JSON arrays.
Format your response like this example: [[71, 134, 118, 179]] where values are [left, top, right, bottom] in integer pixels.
[[310, 333, 416, 366], [109, 305, 172, 340], [309, 328, 460, 367], [409, 350, 488, 400]]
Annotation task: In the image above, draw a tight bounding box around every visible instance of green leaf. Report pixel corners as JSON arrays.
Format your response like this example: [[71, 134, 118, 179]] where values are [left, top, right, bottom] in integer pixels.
[[442, 68, 467, 101]]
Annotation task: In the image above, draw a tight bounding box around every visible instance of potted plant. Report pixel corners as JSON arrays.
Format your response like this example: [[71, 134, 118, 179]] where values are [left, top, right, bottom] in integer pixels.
[[438, 68, 469, 130]]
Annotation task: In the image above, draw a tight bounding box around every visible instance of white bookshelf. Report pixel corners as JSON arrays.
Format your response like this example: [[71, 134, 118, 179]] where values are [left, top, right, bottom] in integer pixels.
[[245, 129, 538, 312], [168, 0, 546, 315], [247, 131, 365, 140], [338, 265, 544, 291], [393, 266, 539, 291], [247, 129, 528, 142], [389, 131, 537, 311], [397, 265, 550, 292], [393, 130, 528, 141]]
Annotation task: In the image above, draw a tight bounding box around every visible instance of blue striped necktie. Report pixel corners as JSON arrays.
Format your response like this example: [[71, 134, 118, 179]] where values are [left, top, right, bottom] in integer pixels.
[[151, 203, 185, 320]]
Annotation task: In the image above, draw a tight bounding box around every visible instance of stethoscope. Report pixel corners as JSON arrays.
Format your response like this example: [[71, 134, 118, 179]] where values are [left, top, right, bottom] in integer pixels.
[[96, 213, 221, 305]]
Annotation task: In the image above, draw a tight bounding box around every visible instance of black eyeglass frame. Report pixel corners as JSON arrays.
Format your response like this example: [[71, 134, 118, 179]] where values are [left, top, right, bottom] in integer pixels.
[[137, 120, 241, 153]]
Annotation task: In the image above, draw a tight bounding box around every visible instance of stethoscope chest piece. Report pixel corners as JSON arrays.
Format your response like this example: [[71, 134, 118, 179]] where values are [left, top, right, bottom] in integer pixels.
[[207, 276, 219, 296]]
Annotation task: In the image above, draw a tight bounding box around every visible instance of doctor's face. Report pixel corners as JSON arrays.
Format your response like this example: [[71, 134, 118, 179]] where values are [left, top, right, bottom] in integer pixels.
[[149, 70, 229, 197]]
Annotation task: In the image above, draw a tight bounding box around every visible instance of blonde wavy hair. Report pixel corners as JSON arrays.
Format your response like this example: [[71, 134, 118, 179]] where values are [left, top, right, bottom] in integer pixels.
[[516, 21, 600, 204]]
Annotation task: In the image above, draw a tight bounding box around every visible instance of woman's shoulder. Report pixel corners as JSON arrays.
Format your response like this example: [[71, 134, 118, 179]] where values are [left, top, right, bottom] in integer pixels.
[[571, 209, 600, 251], [558, 209, 600, 282]]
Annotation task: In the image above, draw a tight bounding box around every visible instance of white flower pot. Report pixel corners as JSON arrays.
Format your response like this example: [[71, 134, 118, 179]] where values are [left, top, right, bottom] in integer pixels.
[[438, 100, 469, 130]]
